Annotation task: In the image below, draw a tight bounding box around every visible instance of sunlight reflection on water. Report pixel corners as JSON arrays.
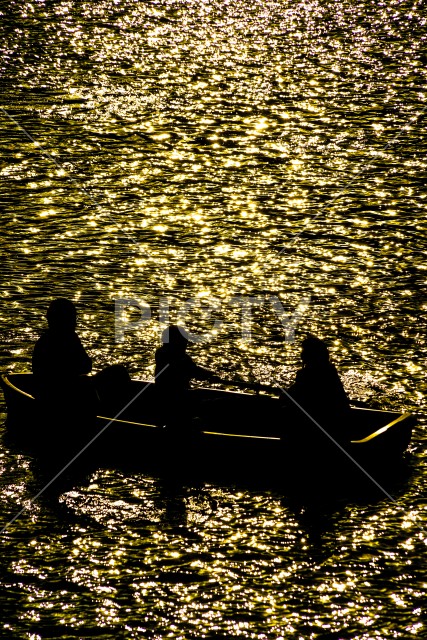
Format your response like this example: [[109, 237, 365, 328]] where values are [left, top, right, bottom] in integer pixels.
[[0, 0, 426, 637]]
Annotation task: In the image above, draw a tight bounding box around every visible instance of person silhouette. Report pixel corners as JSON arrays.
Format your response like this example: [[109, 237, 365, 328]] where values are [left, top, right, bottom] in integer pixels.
[[32, 298, 92, 380], [30, 298, 99, 429], [154, 325, 221, 427], [155, 325, 220, 393], [286, 336, 350, 437]]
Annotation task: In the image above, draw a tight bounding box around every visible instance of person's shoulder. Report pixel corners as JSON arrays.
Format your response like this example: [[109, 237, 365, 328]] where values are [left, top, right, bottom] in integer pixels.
[[33, 330, 51, 347], [294, 366, 310, 381], [58, 330, 84, 347], [327, 363, 341, 377], [183, 352, 198, 368], [155, 345, 168, 360], [36, 329, 50, 339], [69, 330, 82, 340]]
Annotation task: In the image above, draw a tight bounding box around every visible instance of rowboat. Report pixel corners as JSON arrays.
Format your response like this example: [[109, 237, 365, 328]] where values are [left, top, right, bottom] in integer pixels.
[[1, 373, 415, 490]]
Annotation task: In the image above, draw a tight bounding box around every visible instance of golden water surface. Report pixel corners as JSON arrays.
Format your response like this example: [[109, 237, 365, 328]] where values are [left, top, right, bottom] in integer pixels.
[[0, 0, 426, 638]]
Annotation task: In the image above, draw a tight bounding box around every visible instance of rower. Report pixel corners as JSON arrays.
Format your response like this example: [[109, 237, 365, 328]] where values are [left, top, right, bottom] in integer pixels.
[[285, 336, 350, 440], [155, 325, 221, 393], [154, 325, 221, 426]]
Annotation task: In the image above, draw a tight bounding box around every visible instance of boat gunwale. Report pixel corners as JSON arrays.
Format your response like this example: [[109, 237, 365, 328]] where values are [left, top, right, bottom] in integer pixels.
[[0, 373, 415, 447]]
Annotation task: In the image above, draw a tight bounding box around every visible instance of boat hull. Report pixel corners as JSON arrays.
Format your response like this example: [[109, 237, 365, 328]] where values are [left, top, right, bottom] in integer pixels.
[[0, 373, 415, 488]]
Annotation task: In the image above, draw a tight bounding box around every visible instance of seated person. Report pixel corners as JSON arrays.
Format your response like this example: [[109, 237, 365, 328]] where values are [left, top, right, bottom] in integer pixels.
[[32, 299, 97, 422], [32, 298, 92, 380], [155, 325, 220, 395], [286, 336, 350, 437]]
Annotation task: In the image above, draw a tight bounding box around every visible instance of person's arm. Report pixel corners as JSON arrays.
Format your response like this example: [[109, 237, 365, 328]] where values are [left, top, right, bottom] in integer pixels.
[[155, 349, 173, 386], [74, 334, 92, 375], [32, 335, 48, 376], [331, 366, 351, 411], [286, 368, 304, 396], [277, 369, 306, 409], [185, 354, 221, 383], [194, 365, 221, 383]]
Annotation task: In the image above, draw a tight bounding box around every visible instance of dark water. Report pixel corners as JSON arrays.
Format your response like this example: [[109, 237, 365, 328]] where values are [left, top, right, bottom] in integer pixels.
[[1, 0, 426, 637]]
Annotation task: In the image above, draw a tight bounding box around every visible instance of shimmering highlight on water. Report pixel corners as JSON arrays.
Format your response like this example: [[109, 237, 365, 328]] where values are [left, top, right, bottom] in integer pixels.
[[1, 0, 426, 638]]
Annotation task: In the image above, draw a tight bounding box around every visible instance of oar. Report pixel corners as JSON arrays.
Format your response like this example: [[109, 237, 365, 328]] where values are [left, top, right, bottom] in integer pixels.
[[217, 376, 372, 407], [348, 399, 371, 409], [214, 378, 278, 394]]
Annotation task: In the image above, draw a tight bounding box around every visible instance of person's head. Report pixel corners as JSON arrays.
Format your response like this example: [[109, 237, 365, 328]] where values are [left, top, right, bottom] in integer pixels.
[[301, 335, 330, 367], [46, 298, 77, 332], [161, 325, 189, 350]]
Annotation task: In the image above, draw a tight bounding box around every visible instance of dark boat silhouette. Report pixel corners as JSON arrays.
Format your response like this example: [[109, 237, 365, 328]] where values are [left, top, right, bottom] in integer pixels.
[[0, 373, 415, 490]]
